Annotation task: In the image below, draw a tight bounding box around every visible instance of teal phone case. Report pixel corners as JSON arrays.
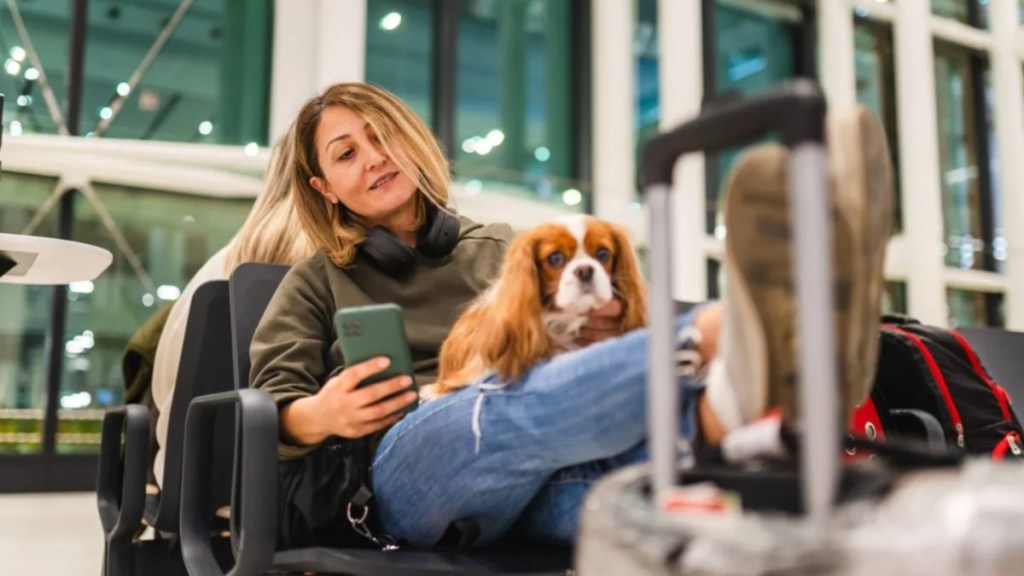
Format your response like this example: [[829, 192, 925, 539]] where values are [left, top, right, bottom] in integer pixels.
[[335, 303, 418, 413]]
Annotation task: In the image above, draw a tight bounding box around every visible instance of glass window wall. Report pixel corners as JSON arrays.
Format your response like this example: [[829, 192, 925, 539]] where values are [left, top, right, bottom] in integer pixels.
[[454, 0, 577, 208], [0, 0, 273, 144], [54, 184, 249, 454], [0, 173, 59, 455]]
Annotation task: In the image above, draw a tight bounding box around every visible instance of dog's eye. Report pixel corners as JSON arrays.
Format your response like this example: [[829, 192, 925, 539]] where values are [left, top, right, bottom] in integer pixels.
[[546, 252, 566, 268], [595, 247, 611, 263]]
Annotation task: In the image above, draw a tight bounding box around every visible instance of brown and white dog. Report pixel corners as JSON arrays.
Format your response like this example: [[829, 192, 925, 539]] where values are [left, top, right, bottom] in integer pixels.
[[424, 215, 647, 399]]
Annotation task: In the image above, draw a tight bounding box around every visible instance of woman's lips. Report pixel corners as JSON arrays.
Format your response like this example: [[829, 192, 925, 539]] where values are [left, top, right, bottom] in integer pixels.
[[370, 172, 398, 190]]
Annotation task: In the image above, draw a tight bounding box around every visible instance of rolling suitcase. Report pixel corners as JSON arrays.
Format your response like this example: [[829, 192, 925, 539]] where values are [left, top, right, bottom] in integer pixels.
[[575, 82, 1024, 575]]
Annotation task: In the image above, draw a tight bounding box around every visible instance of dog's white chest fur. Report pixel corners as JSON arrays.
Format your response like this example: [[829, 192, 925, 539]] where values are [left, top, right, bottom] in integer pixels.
[[543, 310, 590, 352]]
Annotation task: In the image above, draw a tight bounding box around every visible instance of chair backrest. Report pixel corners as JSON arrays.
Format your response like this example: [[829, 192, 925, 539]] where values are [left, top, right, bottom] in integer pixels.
[[958, 327, 1024, 417], [229, 263, 292, 390], [154, 280, 236, 534]]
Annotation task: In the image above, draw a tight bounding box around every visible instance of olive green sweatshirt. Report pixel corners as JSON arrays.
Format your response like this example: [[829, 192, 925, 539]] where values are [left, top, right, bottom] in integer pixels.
[[250, 217, 513, 459]]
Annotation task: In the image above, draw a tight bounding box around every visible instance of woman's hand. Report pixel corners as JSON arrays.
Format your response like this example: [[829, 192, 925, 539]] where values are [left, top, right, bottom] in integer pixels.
[[576, 298, 626, 347], [280, 357, 418, 446]]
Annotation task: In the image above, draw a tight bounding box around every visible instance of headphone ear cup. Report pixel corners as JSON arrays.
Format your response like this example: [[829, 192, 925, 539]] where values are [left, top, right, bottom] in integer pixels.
[[360, 226, 417, 278], [417, 208, 460, 257]]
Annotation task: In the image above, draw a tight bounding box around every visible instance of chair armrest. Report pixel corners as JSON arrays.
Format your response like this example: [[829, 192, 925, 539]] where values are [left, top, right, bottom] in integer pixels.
[[97, 405, 151, 542], [180, 389, 278, 576]]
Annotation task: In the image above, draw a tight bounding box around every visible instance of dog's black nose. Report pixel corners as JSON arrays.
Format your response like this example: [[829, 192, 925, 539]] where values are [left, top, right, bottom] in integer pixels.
[[575, 265, 594, 282]]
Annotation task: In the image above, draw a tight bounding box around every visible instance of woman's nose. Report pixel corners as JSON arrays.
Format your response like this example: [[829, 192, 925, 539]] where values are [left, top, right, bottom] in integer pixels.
[[366, 144, 387, 170]]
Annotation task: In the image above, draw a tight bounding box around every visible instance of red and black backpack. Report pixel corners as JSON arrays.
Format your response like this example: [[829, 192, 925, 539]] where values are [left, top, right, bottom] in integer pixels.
[[849, 315, 1024, 461]]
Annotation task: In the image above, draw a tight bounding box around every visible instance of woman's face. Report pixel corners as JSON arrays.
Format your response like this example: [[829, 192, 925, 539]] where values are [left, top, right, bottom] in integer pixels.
[[309, 105, 418, 228]]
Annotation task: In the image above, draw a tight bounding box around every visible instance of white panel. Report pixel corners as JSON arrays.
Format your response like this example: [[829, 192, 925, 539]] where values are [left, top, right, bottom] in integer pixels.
[[590, 0, 635, 224], [659, 0, 707, 302], [894, 0, 948, 325], [269, 0, 367, 143], [929, 14, 993, 52], [991, 0, 1024, 328], [819, 0, 857, 108], [317, 0, 367, 88], [270, 0, 318, 142]]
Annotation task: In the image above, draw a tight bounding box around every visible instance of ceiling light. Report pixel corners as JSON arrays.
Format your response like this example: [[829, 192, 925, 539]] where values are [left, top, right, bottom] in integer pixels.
[[9, 46, 25, 62], [157, 285, 181, 300], [562, 188, 582, 206], [534, 146, 551, 162], [485, 129, 505, 146], [9, 121, 22, 136], [198, 120, 213, 135], [69, 280, 95, 294], [116, 82, 131, 96], [380, 12, 402, 31], [5, 59, 21, 76], [23, 67, 38, 81], [244, 142, 259, 156]]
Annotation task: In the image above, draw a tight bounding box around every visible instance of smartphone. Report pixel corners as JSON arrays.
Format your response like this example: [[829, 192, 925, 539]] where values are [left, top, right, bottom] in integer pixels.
[[335, 303, 418, 414]]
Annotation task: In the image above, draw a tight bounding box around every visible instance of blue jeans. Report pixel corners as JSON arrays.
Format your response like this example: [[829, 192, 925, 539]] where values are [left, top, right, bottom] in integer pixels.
[[370, 312, 698, 547]]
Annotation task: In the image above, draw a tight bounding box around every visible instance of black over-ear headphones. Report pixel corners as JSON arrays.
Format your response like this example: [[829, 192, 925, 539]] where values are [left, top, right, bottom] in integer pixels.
[[358, 202, 461, 278]]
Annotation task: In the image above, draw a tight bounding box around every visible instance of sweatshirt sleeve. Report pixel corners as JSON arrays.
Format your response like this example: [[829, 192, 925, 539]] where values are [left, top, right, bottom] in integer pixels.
[[249, 256, 335, 459]]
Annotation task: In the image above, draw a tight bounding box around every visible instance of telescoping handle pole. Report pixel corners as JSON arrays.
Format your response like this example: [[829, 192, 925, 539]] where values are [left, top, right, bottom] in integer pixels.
[[639, 80, 835, 528]]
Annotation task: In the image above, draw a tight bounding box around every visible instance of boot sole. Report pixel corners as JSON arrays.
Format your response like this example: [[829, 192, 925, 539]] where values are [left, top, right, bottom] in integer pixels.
[[828, 107, 894, 415]]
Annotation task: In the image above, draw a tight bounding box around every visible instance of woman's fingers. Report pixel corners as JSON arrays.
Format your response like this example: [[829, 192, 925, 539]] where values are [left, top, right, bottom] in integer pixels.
[[351, 375, 414, 406], [356, 412, 404, 437], [358, 388, 419, 421], [590, 298, 623, 319], [332, 357, 391, 391]]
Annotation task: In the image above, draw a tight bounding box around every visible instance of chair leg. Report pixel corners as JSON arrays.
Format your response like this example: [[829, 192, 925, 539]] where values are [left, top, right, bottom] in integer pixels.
[[103, 539, 133, 576]]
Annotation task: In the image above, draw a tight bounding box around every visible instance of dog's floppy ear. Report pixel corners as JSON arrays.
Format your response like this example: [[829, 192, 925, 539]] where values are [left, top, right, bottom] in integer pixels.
[[475, 230, 551, 381], [611, 224, 647, 331]]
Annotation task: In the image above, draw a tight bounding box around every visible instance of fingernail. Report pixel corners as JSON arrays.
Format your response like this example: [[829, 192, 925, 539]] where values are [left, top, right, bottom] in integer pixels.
[[402, 376, 413, 387], [378, 357, 390, 368]]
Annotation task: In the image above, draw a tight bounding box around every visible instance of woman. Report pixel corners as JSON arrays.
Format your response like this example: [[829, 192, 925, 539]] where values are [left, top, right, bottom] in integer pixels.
[[151, 127, 312, 487], [250, 83, 889, 548]]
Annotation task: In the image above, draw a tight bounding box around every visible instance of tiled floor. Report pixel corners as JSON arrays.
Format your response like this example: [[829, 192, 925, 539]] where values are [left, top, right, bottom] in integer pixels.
[[0, 492, 103, 575]]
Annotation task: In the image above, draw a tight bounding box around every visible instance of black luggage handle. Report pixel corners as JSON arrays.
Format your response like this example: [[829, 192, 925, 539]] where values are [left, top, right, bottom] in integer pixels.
[[640, 79, 826, 188], [640, 80, 838, 529]]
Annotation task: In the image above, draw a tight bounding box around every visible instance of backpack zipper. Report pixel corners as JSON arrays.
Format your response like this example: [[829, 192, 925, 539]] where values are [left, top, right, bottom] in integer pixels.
[[993, 432, 1022, 460], [1009, 434, 1022, 456]]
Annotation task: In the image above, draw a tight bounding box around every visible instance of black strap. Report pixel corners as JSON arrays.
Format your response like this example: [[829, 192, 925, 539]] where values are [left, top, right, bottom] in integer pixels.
[[350, 484, 373, 510]]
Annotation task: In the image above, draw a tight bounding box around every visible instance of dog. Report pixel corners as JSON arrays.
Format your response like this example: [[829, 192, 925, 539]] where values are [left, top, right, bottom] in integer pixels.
[[424, 214, 647, 399]]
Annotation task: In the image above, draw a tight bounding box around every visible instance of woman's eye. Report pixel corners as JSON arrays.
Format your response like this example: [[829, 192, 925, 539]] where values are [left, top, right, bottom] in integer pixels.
[[546, 252, 566, 267], [595, 248, 611, 263], [338, 149, 354, 161]]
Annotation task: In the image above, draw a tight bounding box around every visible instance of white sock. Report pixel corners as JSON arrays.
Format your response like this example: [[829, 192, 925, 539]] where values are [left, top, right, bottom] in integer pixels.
[[703, 356, 745, 432]]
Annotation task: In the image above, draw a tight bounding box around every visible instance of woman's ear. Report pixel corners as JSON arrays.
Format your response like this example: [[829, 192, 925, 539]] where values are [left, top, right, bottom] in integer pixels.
[[611, 224, 648, 331], [310, 176, 337, 204]]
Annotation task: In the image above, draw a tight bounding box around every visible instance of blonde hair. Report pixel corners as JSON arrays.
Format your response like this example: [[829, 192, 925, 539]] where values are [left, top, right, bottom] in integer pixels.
[[292, 82, 451, 268], [223, 125, 312, 272]]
